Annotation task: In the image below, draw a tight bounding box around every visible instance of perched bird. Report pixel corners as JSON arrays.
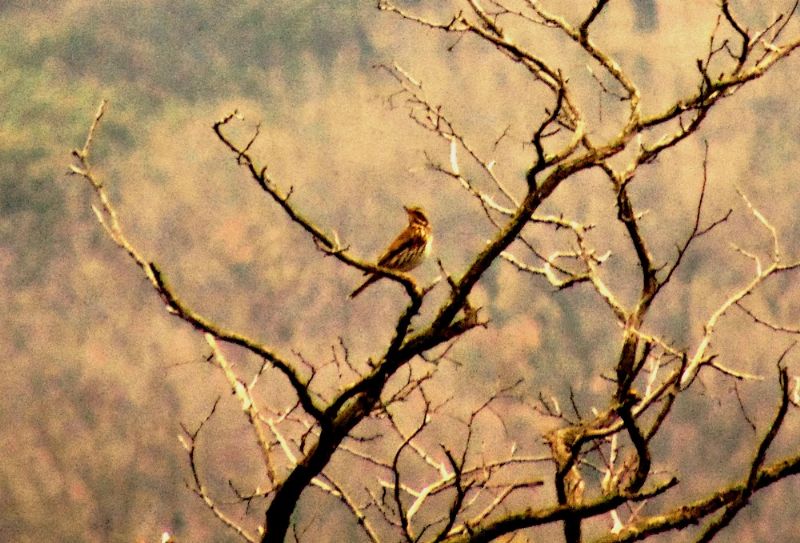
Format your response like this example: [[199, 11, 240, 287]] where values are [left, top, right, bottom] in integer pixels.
[[349, 205, 432, 299]]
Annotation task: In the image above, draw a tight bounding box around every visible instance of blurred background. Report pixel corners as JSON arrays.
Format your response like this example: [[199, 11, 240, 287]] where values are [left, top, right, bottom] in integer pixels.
[[3, 1, 800, 541]]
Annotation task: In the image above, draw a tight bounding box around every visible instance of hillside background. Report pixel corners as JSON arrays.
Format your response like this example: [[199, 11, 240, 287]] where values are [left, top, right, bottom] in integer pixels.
[[3, 1, 800, 541]]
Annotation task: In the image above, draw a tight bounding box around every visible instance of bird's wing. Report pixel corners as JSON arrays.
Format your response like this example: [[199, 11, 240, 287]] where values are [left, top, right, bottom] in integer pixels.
[[376, 229, 420, 267]]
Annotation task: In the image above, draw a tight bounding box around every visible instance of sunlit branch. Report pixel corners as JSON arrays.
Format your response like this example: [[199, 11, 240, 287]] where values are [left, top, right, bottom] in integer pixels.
[[440, 477, 677, 543], [317, 475, 381, 543], [179, 398, 259, 543], [69, 101, 330, 425], [213, 111, 424, 301], [67, 2, 800, 540], [682, 190, 800, 386], [595, 430, 800, 543], [205, 334, 277, 483], [694, 362, 791, 543], [379, 62, 520, 212], [524, 0, 641, 124]]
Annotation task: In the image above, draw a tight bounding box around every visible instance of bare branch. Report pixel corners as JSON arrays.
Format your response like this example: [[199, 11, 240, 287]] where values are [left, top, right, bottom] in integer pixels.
[[180, 398, 259, 543], [720, 0, 751, 73], [67, 4, 800, 542], [694, 362, 792, 543], [213, 111, 425, 302], [69, 104, 329, 425], [205, 334, 277, 484], [682, 189, 800, 386], [439, 477, 678, 543]]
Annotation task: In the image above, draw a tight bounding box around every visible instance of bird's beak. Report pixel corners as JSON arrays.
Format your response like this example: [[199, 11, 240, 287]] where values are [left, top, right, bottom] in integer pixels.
[[403, 205, 411, 213]]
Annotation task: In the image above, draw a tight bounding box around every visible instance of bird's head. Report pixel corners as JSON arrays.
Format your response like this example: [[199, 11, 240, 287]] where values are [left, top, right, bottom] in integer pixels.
[[404, 205, 429, 227]]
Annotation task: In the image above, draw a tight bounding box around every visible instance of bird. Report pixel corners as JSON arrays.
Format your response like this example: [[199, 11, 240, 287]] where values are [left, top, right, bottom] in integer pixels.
[[349, 205, 432, 299]]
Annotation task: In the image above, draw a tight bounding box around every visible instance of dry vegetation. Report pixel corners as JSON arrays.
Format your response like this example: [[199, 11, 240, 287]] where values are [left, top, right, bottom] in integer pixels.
[[6, 1, 800, 542]]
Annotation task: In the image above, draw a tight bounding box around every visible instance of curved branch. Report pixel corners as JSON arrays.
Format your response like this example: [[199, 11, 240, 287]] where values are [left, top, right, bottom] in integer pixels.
[[438, 478, 677, 543], [213, 112, 424, 301], [70, 102, 329, 426], [592, 449, 800, 543]]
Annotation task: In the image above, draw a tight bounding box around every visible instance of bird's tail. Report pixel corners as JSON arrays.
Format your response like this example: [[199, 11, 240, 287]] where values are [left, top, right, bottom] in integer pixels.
[[349, 275, 378, 299]]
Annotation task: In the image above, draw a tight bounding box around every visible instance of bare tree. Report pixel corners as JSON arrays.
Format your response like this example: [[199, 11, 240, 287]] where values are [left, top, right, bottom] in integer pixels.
[[69, 2, 800, 542]]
